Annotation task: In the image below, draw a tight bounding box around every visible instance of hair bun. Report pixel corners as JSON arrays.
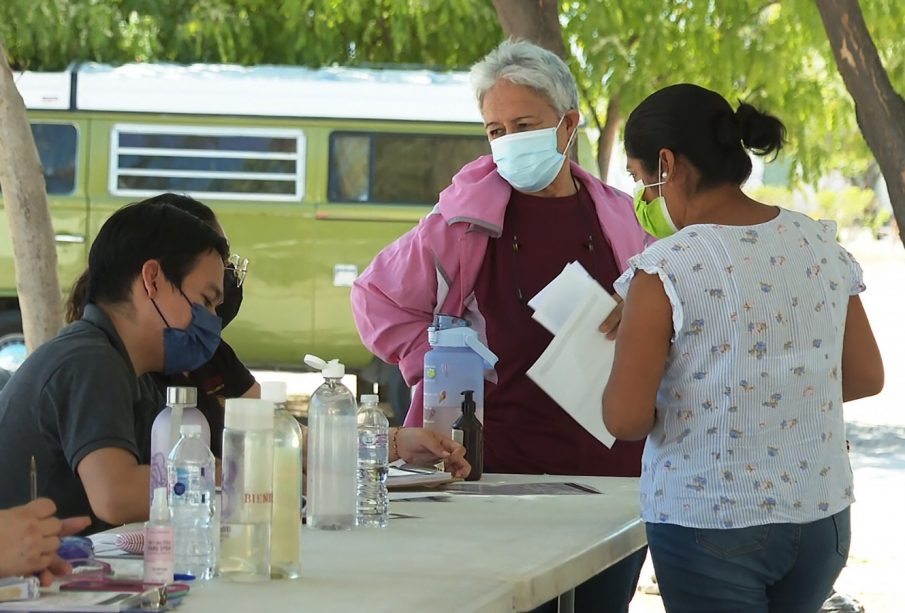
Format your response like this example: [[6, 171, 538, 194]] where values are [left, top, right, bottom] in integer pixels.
[[735, 102, 786, 157]]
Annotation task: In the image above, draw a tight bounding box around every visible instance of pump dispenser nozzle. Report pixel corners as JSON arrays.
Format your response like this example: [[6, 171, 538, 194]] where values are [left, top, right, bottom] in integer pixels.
[[460, 390, 476, 416]]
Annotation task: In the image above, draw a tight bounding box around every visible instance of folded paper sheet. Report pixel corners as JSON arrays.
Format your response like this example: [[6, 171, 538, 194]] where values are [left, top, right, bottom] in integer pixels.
[[527, 262, 618, 448]]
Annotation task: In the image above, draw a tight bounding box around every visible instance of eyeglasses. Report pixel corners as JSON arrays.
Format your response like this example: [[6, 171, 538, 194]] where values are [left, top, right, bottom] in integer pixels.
[[227, 253, 249, 288]]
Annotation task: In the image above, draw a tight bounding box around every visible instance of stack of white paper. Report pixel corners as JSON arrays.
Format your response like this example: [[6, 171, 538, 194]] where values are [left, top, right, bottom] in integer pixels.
[[526, 262, 618, 448]]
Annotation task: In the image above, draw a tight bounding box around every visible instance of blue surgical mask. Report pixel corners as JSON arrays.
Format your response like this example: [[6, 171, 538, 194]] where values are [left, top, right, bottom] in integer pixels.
[[153, 291, 222, 375], [490, 115, 577, 193]]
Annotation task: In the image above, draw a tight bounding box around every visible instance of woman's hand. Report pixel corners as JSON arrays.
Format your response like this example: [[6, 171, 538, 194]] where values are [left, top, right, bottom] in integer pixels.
[[395, 428, 471, 479], [598, 293, 624, 340], [0, 499, 91, 586]]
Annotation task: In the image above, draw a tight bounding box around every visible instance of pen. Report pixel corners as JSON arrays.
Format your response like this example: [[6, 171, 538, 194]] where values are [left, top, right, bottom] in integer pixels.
[[29, 456, 37, 500]]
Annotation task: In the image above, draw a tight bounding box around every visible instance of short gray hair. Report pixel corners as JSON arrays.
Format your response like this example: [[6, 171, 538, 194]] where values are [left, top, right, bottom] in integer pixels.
[[470, 39, 579, 115]]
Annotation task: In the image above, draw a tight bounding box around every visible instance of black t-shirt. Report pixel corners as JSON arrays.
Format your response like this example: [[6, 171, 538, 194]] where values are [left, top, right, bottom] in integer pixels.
[[0, 304, 162, 534], [149, 341, 255, 458]]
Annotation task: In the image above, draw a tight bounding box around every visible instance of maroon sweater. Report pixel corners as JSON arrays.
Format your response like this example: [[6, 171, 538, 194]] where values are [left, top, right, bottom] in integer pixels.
[[473, 182, 644, 477]]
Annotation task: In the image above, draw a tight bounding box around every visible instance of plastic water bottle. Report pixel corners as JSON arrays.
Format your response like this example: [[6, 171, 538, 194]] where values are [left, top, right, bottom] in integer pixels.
[[357, 394, 389, 528], [261, 381, 302, 579], [167, 424, 216, 580], [219, 398, 274, 582], [304, 354, 357, 531], [150, 387, 211, 499], [423, 315, 498, 438]]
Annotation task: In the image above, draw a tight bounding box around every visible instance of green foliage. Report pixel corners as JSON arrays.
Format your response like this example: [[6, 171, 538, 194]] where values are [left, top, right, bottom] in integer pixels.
[[1, 0, 901, 186], [562, 0, 904, 184], [747, 184, 889, 234], [0, 0, 503, 70]]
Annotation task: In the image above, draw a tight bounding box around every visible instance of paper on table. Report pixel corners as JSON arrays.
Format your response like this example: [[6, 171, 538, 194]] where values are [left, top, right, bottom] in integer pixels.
[[527, 283, 618, 448], [527, 261, 600, 335]]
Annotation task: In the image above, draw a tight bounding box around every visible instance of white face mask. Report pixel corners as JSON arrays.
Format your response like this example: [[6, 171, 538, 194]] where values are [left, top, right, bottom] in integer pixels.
[[490, 115, 577, 193]]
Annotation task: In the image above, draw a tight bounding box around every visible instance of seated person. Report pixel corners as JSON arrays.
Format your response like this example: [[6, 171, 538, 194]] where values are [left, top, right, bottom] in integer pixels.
[[64, 194, 258, 459], [0, 196, 231, 533], [1, 193, 468, 534]]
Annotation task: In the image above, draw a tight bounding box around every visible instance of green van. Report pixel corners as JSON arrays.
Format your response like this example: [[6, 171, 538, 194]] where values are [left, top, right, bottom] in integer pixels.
[[1, 62, 596, 396]]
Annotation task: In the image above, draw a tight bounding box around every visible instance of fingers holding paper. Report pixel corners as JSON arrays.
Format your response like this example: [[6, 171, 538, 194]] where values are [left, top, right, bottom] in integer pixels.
[[598, 293, 624, 340]]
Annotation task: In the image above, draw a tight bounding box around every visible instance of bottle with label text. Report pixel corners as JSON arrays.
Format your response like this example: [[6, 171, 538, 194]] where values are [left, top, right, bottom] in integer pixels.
[[220, 398, 274, 582], [143, 487, 174, 584], [452, 390, 483, 481], [304, 354, 358, 531], [167, 424, 216, 580], [150, 387, 211, 500], [262, 381, 302, 579], [357, 394, 389, 528]]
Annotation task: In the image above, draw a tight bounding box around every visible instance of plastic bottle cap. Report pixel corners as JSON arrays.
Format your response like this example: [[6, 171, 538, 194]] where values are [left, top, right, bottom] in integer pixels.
[[304, 353, 345, 378], [166, 386, 197, 405], [150, 487, 169, 520], [180, 424, 202, 436], [260, 381, 288, 403], [360, 394, 379, 405], [224, 398, 275, 430]]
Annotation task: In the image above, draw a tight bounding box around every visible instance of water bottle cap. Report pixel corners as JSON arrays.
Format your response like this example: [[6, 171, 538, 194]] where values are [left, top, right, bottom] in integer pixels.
[[180, 424, 202, 436], [224, 398, 275, 430], [166, 386, 197, 405], [360, 394, 379, 405], [260, 381, 288, 403], [304, 354, 345, 378]]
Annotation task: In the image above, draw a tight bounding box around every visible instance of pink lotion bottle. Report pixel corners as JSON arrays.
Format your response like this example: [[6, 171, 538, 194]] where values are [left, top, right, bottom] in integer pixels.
[[143, 487, 175, 584]]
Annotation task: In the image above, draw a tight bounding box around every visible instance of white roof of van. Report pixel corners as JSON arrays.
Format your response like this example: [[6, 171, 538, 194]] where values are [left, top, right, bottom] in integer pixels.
[[18, 63, 484, 124]]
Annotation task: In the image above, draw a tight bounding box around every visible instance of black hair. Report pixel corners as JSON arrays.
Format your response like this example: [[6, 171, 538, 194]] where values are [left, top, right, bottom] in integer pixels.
[[86, 193, 229, 306], [142, 193, 219, 230], [624, 83, 786, 188]]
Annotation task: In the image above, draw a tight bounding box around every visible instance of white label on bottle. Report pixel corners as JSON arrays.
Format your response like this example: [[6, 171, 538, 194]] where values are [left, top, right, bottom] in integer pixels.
[[451, 429, 463, 446]]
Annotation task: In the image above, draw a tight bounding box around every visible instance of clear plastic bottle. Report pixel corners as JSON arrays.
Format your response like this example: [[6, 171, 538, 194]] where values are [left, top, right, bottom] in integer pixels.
[[261, 381, 302, 579], [166, 424, 216, 580], [219, 398, 274, 582], [143, 487, 174, 584], [357, 394, 389, 528], [150, 387, 211, 499], [304, 354, 357, 531]]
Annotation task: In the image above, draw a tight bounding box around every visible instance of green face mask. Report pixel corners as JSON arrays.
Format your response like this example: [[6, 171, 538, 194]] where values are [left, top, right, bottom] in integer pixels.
[[633, 170, 677, 239]]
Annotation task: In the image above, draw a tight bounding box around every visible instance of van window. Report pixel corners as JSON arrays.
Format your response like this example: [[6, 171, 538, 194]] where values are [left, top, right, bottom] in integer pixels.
[[328, 132, 488, 205], [1, 123, 78, 195], [110, 124, 305, 201]]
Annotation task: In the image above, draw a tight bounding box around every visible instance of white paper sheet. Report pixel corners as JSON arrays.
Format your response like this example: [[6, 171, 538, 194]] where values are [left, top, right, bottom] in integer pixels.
[[527, 268, 618, 449], [527, 261, 599, 335]]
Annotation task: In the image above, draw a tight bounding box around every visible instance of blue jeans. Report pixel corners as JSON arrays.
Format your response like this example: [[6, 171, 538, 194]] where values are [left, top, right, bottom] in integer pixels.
[[532, 547, 647, 613], [646, 508, 851, 613]]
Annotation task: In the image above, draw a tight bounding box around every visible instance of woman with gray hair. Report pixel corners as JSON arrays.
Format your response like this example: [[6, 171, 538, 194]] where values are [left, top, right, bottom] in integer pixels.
[[352, 40, 648, 612]]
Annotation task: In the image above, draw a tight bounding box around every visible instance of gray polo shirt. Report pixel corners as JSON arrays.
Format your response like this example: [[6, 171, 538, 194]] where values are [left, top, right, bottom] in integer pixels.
[[0, 304, 162, 533]]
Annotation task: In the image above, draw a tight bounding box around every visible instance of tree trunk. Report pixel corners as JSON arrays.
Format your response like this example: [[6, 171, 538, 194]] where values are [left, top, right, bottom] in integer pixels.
[[597, 96, 620, 182], [491, 0, 566, 59], [0, 41, 63, 351], [815, 0, 905, 249]]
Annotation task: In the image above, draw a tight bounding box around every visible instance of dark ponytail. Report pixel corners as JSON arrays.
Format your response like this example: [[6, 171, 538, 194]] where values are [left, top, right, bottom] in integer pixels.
[[624, 83, 787, 189], [734, 102, 786, 158]]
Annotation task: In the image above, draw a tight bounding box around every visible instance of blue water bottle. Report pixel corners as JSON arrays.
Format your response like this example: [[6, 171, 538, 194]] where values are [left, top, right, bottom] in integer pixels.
[[423, 315, 498, 439]]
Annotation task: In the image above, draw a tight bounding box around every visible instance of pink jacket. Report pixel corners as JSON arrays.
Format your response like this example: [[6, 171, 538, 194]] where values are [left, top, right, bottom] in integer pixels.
[[350, 154, 648, 426]]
